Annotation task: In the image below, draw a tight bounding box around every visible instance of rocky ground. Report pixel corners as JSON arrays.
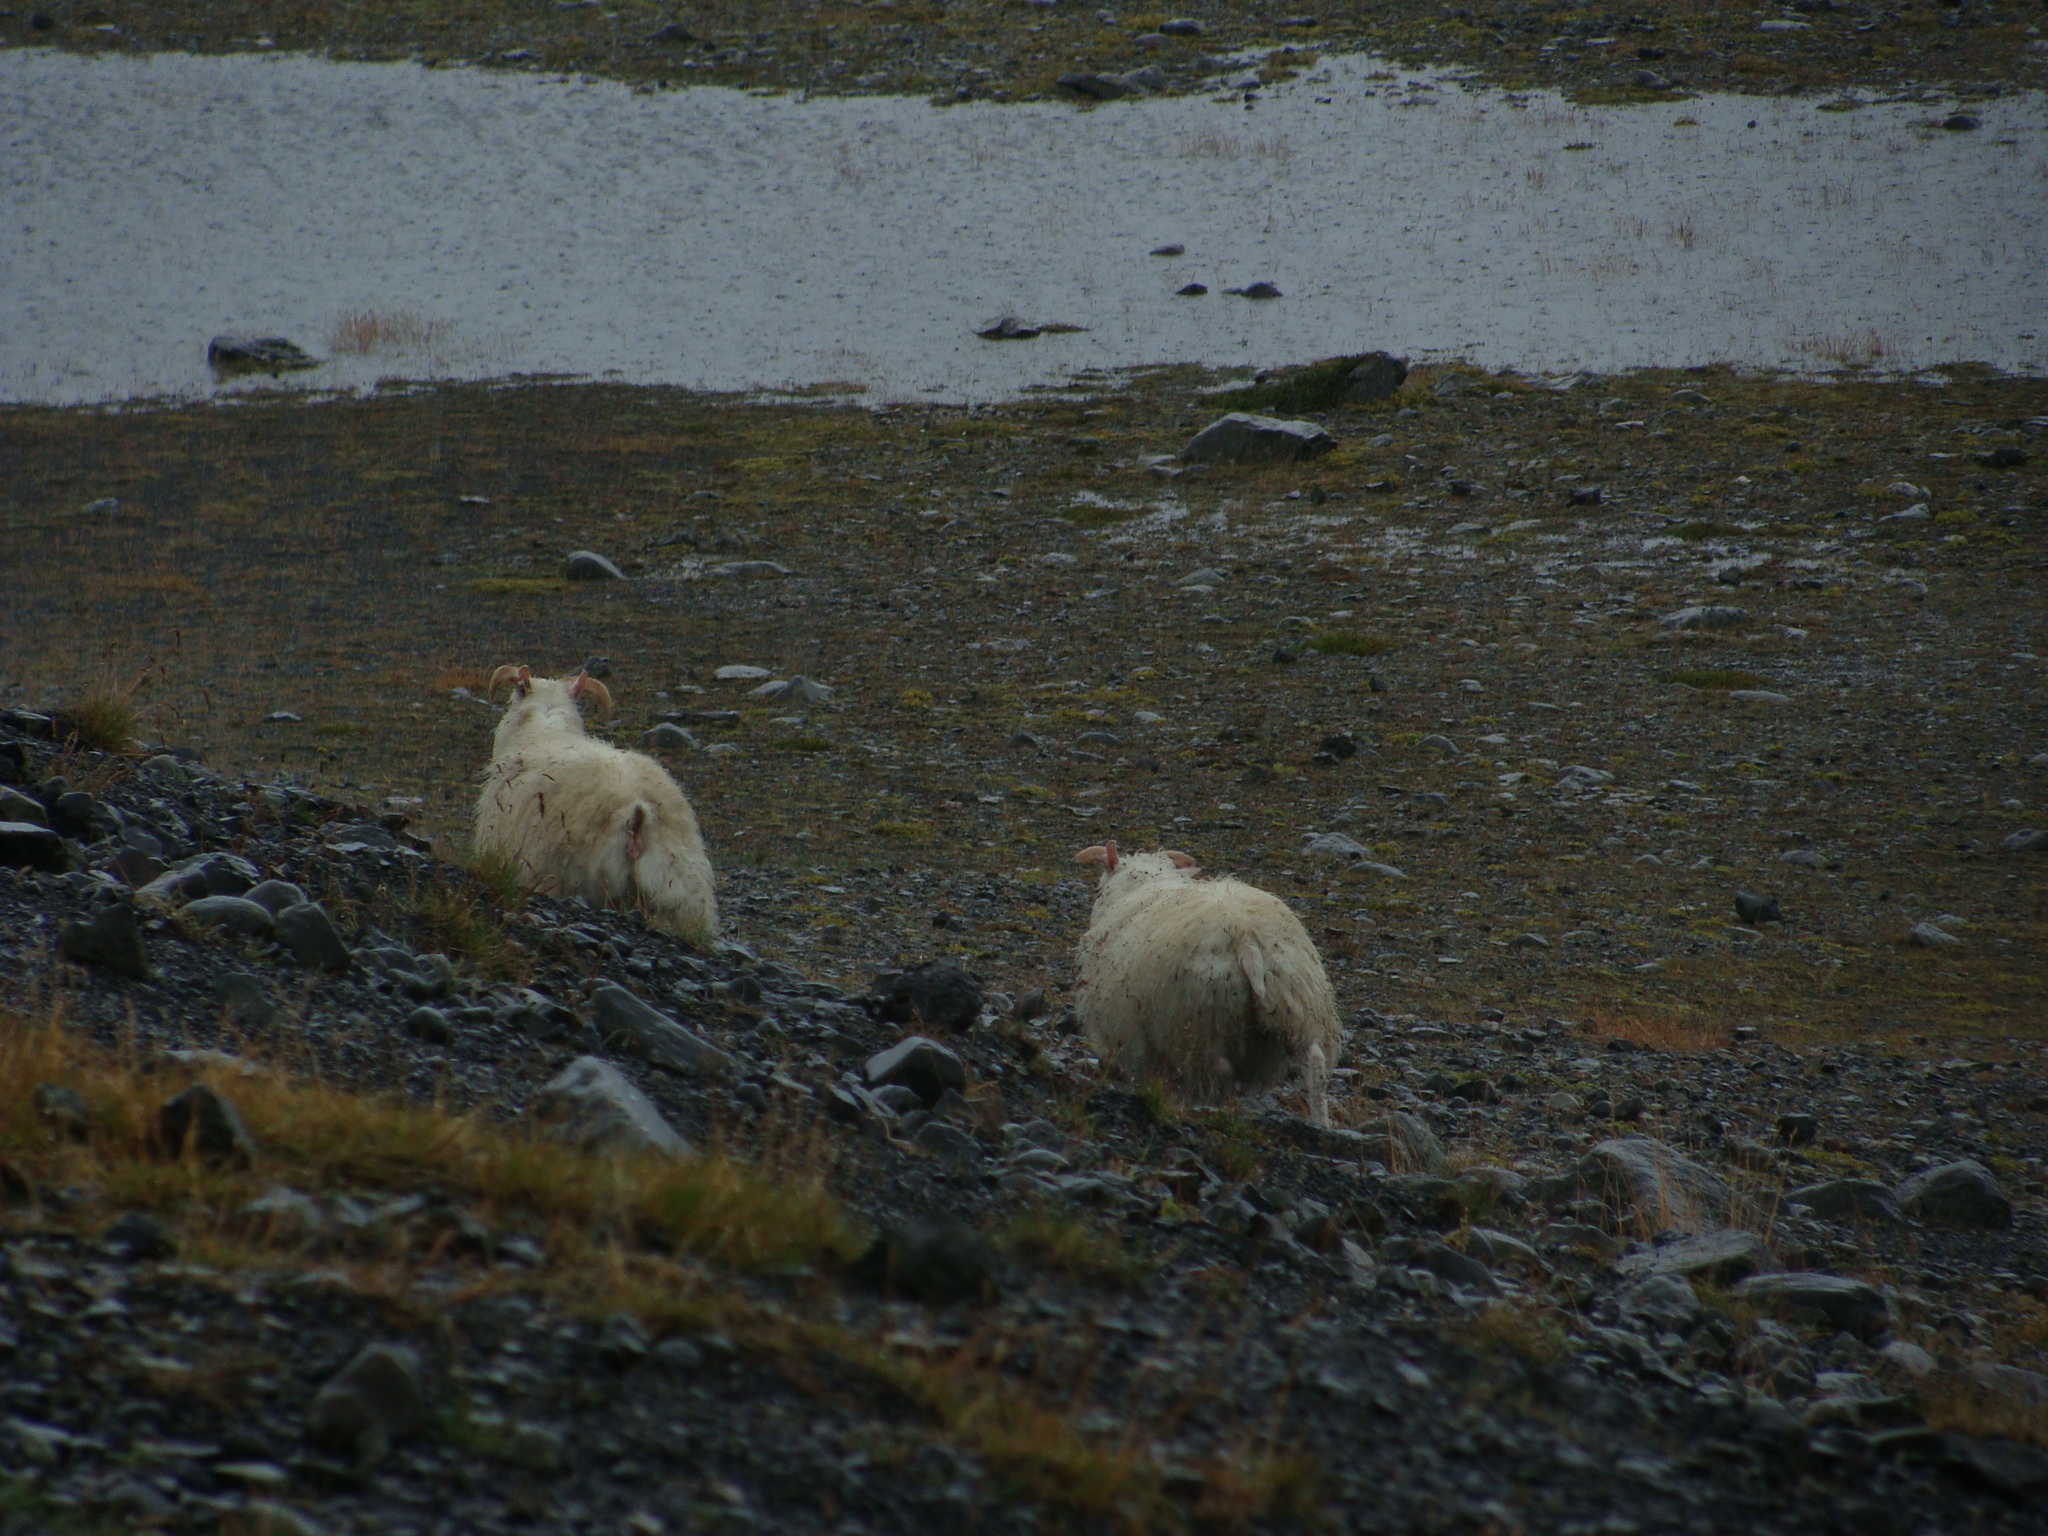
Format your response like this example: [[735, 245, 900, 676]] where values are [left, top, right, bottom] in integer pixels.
[[1, 358, 2046, 1531], [7, 0, 2044, 106]]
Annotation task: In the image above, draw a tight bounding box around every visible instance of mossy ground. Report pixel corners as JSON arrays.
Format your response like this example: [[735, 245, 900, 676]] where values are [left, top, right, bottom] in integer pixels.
[[9, 0, 2032, 105]]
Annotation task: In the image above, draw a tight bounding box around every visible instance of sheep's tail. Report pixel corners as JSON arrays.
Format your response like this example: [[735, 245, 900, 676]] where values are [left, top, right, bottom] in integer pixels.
[[1236, 929, 1336, 1123], [619, 800, 717, 947]]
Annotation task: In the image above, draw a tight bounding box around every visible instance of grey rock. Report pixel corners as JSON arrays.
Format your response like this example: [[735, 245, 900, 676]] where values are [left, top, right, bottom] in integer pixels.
[[1732, 1272, 1889, 1338], [1895, 1159, 2012, 1229], [1343, 352, 1409, 403], [58, 902, 150, 978], [241, 1186, 328, 1243], [749, 674, 834, 705], [1788, 1179, 1901, 1224], [913, 1120, 983, 1166], [1619, 1228, 1778, 1284], [403, 1006, 453, 1044], [597, 1312, 651, 1366], [1941, 1433, 2048, 1496], [1620, 1272, 1702, 1332], [1907, 920, 1960, 948], [1462, 1227, 1544, 1273], [2000, 828, 2048, 854], [141, 851, 261, 902], [590, 985, 728, 1075], [304, 1343, 430, 1463], [1227, 280, 1282, 299], [208, 334, 319, 373], [1180, 413, 1335, 466], [274, 903, 352, 971], [1159, 17, 1204, 35], [159, 1083, 257, 1164], [1660, 605, 1748, 631], [639, 723, 699, 753], [710, 560, 793, 580], [852, 1217, 998, 1303], [1382, 1237, 1496, 1294], [180, 894, 276, 939], [244, 879, 308, 916], [0, 787, 48, 825], [1056, 70, 1147, 100], [866, 1035, 968, 1107], [1566, 1138, 1731, 1234], [1349, 1111, 1450, 1176], [1734, 890, 1781, 924], [870, 960, 982, 1033], [102, 1210, 176, 1262], [532, 1055, 688, 1157], [33, 1082, 88, 1139], [1420, 733, 1459, 755], [976, 315, 1041, 340], [217, 972, 278, 1028], [561, 550, 625, 581], [652, 1336, 705, 1371]]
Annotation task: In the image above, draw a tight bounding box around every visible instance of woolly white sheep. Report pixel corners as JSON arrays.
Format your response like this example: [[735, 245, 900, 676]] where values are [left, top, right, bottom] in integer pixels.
[[1073, 841, 1340, 1124], [475, 666, 717, 946]]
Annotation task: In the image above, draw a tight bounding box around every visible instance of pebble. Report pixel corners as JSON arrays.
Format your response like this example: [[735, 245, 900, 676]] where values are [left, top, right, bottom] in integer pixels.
[[1660, 605, 1747, 631], [1734, 890, 1781, 924], [561, 550, 625, 580], [869, 959, 983, 1033], [159, 1082, 257, 1164], [274, 902, 352, 971], [179, 893, 275, 939], [58, 902, 151, 978], [1908, 920, 1960, 947], [590, 984, 728, 1074], [1179, 413, 1332, 465], [852, 1217, 998, 1303], [865, 1035, 968, 1106]]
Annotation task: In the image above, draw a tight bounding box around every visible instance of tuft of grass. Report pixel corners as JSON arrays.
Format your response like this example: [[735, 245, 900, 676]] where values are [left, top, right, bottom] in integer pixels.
[[464, 844, 531, 911], [52, 666, 154, 753], [769, 736, 835, 754], [1578, 999, 1727, 1053], [1449, 1300, 1570, 1365], [1306, 631, 1392, 658], [0, 1008, 857, 1276], [327, 309, 455, 357], [466, 577, 570, 596], [1919, 1370, 2048, 1450], [1661, 668, 1770, 691], [1000, 1207, 1152, 1287], [1136, 1079, 1181, 1126], [1213, 354, 1388, 416], [872, 819, 934, 841], [408, 881, 529, 982]]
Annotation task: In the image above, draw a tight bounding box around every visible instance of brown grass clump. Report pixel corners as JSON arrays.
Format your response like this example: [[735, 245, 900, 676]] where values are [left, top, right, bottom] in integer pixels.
[[1000, 1207, 1152, 1288], [407, 880, 529, 982], [51, 676, 145, 753], [1449, 1300, 1570, 1365], [1919, 1370, 2048, 1450], [0, 1006, 855, 1276], [327, 309, 454, 357], [1577, 999, 1726, 1053]]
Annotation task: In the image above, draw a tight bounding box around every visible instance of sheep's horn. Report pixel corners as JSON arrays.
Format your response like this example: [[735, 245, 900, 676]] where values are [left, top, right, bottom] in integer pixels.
[[1164, 849, 1198, 869], [486, 664, 524, 702], [1074, 844, 1111, 868], [571, 673, 613, 719]]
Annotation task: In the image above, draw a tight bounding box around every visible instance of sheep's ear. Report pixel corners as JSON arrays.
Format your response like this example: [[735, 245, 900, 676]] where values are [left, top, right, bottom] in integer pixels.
[[571, 673, 614, 719], [1164, 849, 1198, 870], [1103, 839, 1118, 872], [1074, 845, 1111, 868]]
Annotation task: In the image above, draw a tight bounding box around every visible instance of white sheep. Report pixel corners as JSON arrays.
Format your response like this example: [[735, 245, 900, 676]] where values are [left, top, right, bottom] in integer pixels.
[[475, 666, 717, 946], [1073, 841, 1340, 1125]]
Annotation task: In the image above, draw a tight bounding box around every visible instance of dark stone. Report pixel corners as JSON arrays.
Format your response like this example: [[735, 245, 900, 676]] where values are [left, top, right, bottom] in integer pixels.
[[305, 1343, 430, 1464], [274, 903, 352, 971], [1176, 282, 1209, 296], [102, 1210, 176, 1262], [1940, 1434, 2048, 1495], [1789, 1179, 1901, 1224], [1776, 1112, 1819, 1147], [1012, 987, 1049, 1022], [207, 335, 319, 374], [597, 1312, 651, 1367], [851, 1218, 999, 1304], [216, 973, 278, 1028], [1940, 113, 1980, 131], [1735, 889, 1781, 924], [1618, 1228, 1778, 1285], [180, 894, 275, 939], [33, 1083, 88, 1140], [912, 1120, 982, 1166], [404, 1006, 453, 1045], [159, 1083, 257, 1165], [1382, 1237, 1497, 1294], [58, 902, 151, 978], [590, 985, 728, 1075], [1732, 1272, 1889, 1338], [975, 316, 1041, 340], [870, 960, 983, 1033], [244, 879, 308, 916], [1149, 242, 1185, 255], [1181, 412, 1334, 465], [1567, 485, 1603, 506], [0, 820, 69, 873], [865, 1036, 967, 1107], [647, 21, 695, 43], [1317, 732, 1359, 760], [1896, 1159, 2012, 1229], [1343, 352, 1408, 403], [1977, 446, 2027, 468]]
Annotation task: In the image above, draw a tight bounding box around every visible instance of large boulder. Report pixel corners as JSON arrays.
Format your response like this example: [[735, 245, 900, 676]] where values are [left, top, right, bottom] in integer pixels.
[[1564, 1138, 1731, 1234], [1343, 352, 1409, 403], [305, 1343, 430, 1464], [869, 960, 983, 1033], [1788, 1178, 1901, 1225], [58, 902, 151, 979], [207, 334, 319, 374], [865, 1036, 967, 1108], [1733, 1272, 1889, 1338], [1179, 413, 1335, 466], [531, 1056, 688, 1157], [1617, 1228, 1777, 1285], [1896, 1159, 2012, 1229]]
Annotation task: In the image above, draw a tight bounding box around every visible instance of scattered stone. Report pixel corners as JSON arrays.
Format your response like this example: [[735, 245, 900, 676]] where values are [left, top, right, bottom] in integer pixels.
[[1940, 112, 1980, 131], [869, 960, 983, 1033], [1908, 920, 1960, 947], [749, 674, 834, 705], [1660, 605, 1747, 631], [33, 1082, 88, 1139], [976, 315, 1042, 339], [1176, 282, 1208, 296], [532, 1055, 689, 1157], [1895, 1159, 2012, 1229], [1733, 1272, 1889, 1338], [274, 903, 352, 972], [562, 550, 625, 580], [851, 1217, 998, 1303], [1180, 413, 1334, 465], [590, 985, 728, 1075], [159, 1083, 257, 1164], [865, 1036, 968, 1107], [710, 559, 793, 580], [403, 1006, 453, 1044], [2001, 828, 2048, 854], [102, 1210, 175, 1262], [1149, 242, 1186, 255], [58, 902, 150, 978], [1349, 1112, 1451, 1177], [304, 1343, 431, 1464], [1158, 18, 1204, 35], [1620, 1272, 1701, 1332], [244, 879, 308, 916], [217, 972, 278, 1028], [1226, 281, 1282, 299], [639, 722, 699, 752]]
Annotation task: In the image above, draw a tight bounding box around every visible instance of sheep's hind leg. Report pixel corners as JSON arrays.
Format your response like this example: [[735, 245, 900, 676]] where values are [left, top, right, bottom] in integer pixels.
[[1304, 1043, 1331, 1127]]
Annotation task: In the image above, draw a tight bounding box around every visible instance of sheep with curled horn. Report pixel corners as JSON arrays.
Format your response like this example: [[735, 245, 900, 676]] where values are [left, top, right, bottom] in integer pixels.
[[474, 665, 717, 946], [1073, 840, 1340, 1125]]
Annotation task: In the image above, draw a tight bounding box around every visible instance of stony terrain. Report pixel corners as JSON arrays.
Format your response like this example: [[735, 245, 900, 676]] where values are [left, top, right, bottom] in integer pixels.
[[1, 357, 2046, 1532], [7, 0, 2043, 106]]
